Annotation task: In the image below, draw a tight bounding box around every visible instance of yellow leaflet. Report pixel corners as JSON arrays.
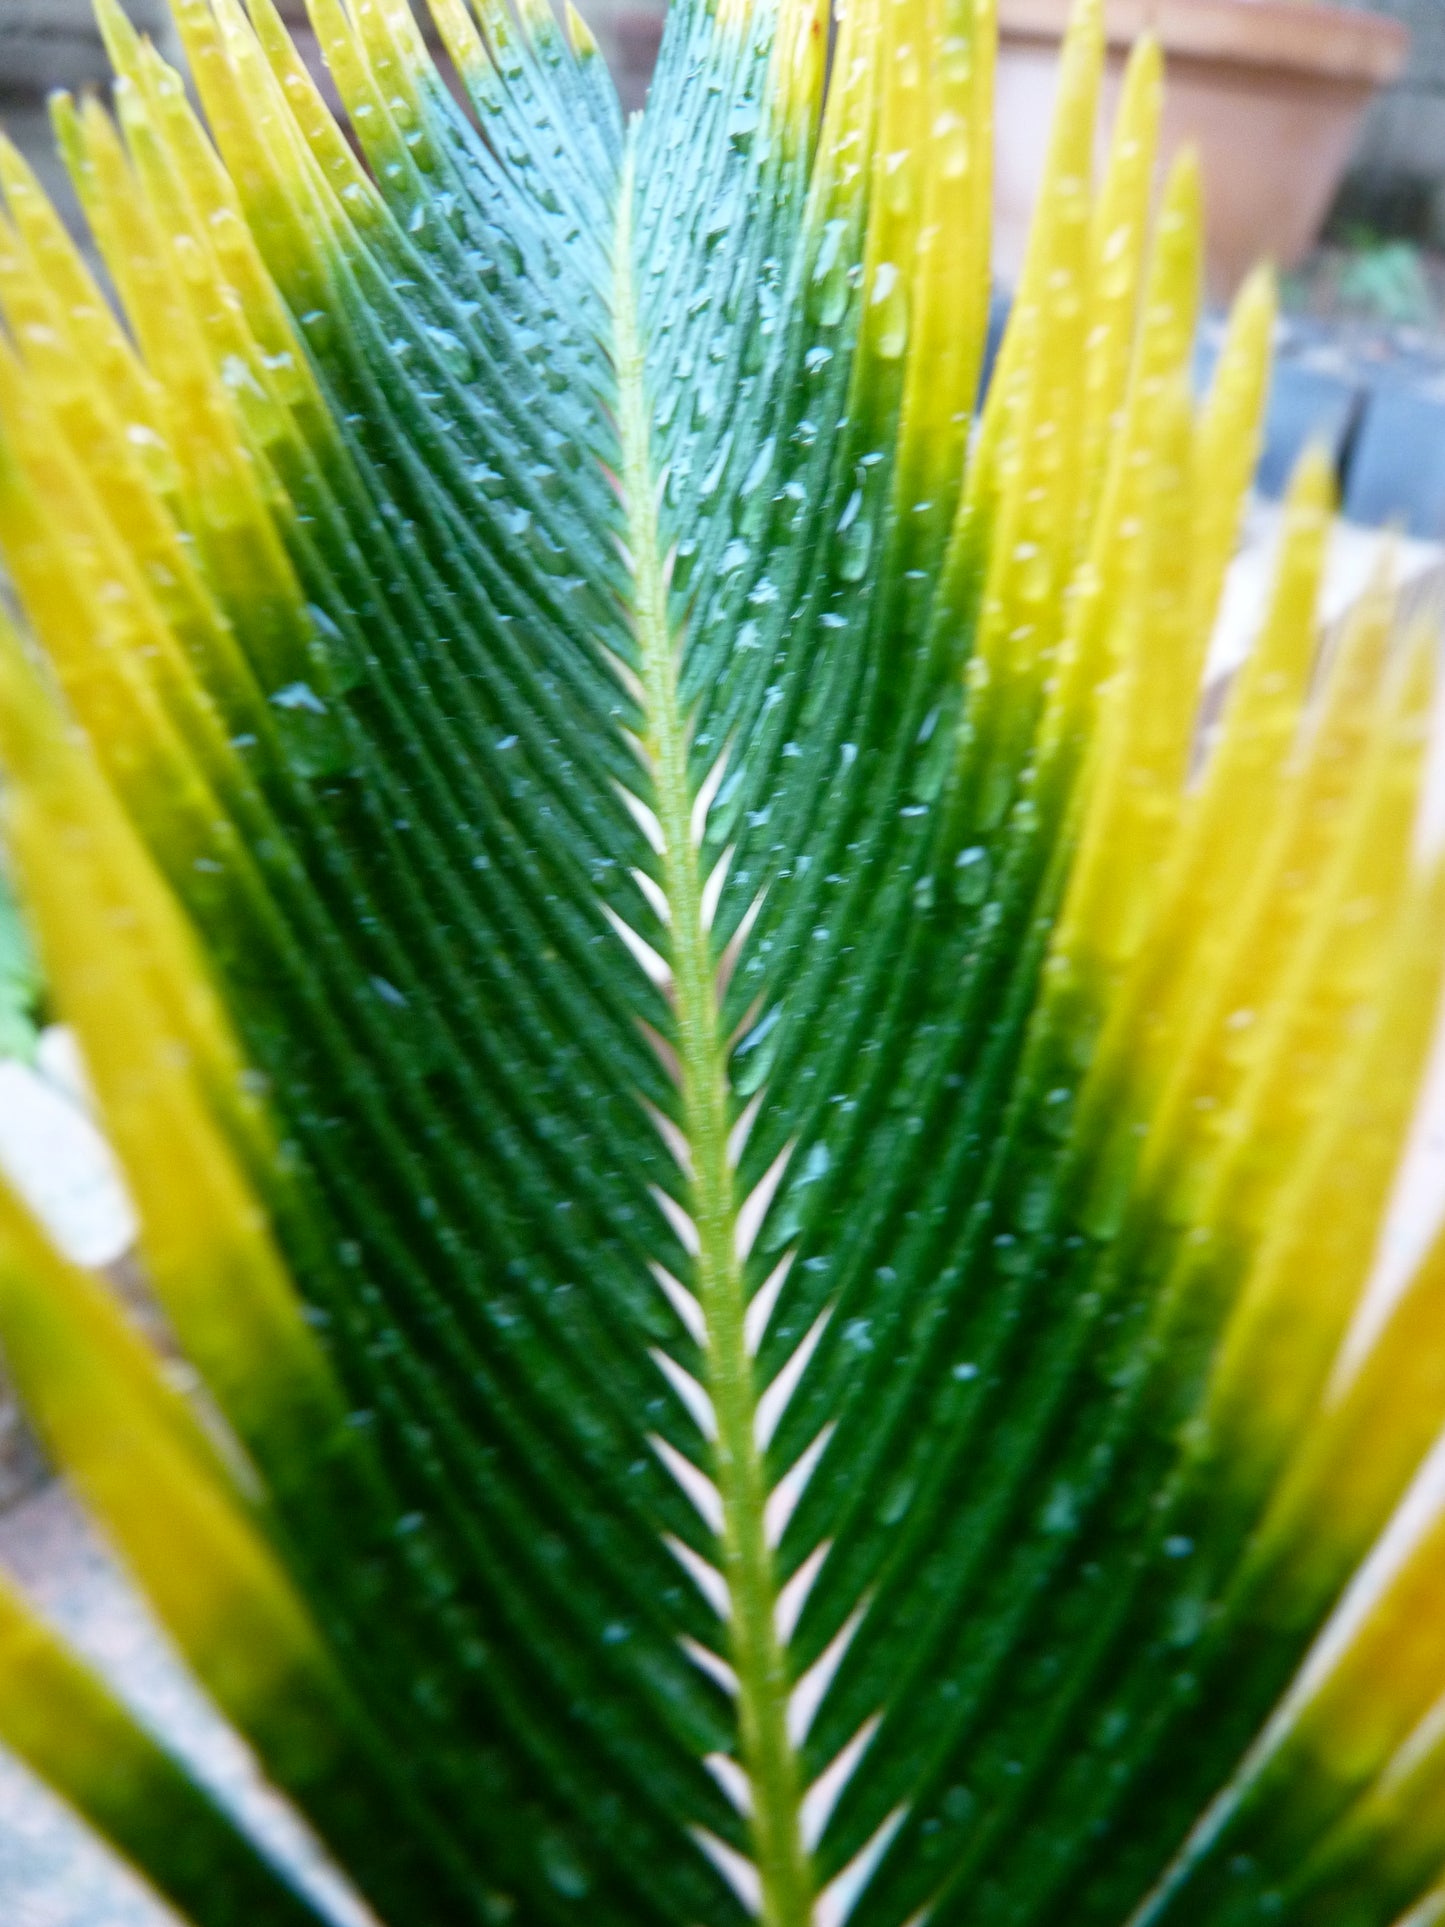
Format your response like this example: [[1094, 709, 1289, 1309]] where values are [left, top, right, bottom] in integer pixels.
[[1049, 376, 1197, 983], [953, 0, 1100, 828], [0, 626, 252, 1145], [48, 96, 148, 368], [968, 0, 996, 352], [132, 28, 329, 410], [1266, 1473, 1445, 1852], [0, 1571, 173, 1808], [0, 346, 205, 795], [773, 0, 828, 140], [0, 635, 333, 1464], [564, 0, 600, 60], [15, 52, 315, 732], [0, 200, 190, 558], [1209, 634, 1436, 1251], [1248, 1214, 1445, 1624], [0, 137, 170, 496], [1178, 449, 1332, 922], [0, 333, 272, 829], [1075, 35, 1161, 541], [0, 291, 273, 746], [716, 0, 754, 42], [0, 1178, 241, 1496], [806, 0, 883, 227], [129, 37, 353, 494], [0, 198, 183, 522], [1125, 150, 1205, 414], [1192, 265, 1277, 641], [358, 0, 441, 98], [106, 53, 337, 567], [427, 0, 508, 115], [349, 0, 490, 233], [1072, 451, 1333, 1227], [895, 0, 994, 515], [1139, 575, 1397, 1228], [1154, 644, 1431, 1340], [1004, 377, 1200, 1137], [103, 83, 299, 494], [1088, 148, 1203, 619], [972, 0, 1101, 487], [1206, 849, 1445, 1488], [1035, 152, 1205, 772], [957, 0, 1100, 602], [440, 0, 532, 104], [0, 1179, 348, 1795], [853, 0, 932, 379], [0, 1572, 322, 1927], [52, 95, 316, 703], [1289, 1601, 1445, 1918], [135, 37, 271, 286], [0, 208, 56, 352], [232, 0, 365, 228], [168, 0, 345, 292], [302, 0, 404, 168], [0, 1573, 133, 1800]]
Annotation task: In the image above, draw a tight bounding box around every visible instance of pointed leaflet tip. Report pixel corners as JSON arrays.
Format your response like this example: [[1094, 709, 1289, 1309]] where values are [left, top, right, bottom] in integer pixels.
[[1160, 144, 1205, 259], [564, 0, 599, 58], [895, 0, 998, 508], [1235, 258, 1282, 331], [1192, 262, 1281, 639], [1111, 144, 1203, 438], [1076, 21, 1164, 535], [1126, 30, 1164, 95], [0, 128, 24, 187], [972, 0, 1103, 491], [92, 0, 143, 77], [775, 0, 827, 138], [1283, 439, 1338, 521], [1065, 0, 1105, 55]]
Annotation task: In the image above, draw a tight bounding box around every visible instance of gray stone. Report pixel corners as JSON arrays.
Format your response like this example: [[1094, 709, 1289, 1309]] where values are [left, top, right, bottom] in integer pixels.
[[0, 1380, 45, 1515], [1354, 84, 1445, 184], [1348, 1, 1445, 204], [0, 1, 177, 97]]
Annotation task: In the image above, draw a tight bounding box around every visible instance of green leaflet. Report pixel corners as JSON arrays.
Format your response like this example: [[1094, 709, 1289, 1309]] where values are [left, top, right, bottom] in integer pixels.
[[0, 1, 1444, 1925]]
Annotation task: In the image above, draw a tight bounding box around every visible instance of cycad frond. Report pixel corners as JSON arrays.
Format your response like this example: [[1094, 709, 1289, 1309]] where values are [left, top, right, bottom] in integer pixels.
[[0, 3, 1443, 1926]]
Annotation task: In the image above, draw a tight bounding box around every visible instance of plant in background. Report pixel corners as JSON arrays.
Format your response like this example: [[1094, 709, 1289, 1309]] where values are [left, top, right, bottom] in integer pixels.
[[0, 872, 40, 1063], [0, 0, 1443, 1923]]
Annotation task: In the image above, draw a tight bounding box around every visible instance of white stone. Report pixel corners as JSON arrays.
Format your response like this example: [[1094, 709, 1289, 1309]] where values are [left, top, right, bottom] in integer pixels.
[[0, 1037, 135, 1271]]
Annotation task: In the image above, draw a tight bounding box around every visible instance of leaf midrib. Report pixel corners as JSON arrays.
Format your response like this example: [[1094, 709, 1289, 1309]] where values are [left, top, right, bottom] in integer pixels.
[[613, 140, 812, 1927]]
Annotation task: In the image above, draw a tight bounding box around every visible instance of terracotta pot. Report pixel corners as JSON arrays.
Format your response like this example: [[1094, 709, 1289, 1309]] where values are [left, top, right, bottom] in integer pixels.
[[995, 0, 1411, 298]]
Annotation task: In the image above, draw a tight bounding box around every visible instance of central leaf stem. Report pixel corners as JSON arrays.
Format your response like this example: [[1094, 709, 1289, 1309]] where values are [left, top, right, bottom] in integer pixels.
[[614, 148, 813, 1927]]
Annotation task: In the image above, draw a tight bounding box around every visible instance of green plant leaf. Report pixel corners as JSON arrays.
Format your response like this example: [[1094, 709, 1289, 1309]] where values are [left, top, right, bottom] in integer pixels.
[[0, 857, 43, 1063], [0, 2, 1444, 1926]]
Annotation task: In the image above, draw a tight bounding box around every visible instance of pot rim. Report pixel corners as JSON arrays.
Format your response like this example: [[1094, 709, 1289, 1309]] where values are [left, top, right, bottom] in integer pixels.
[[996, 0, 1410, 87]]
